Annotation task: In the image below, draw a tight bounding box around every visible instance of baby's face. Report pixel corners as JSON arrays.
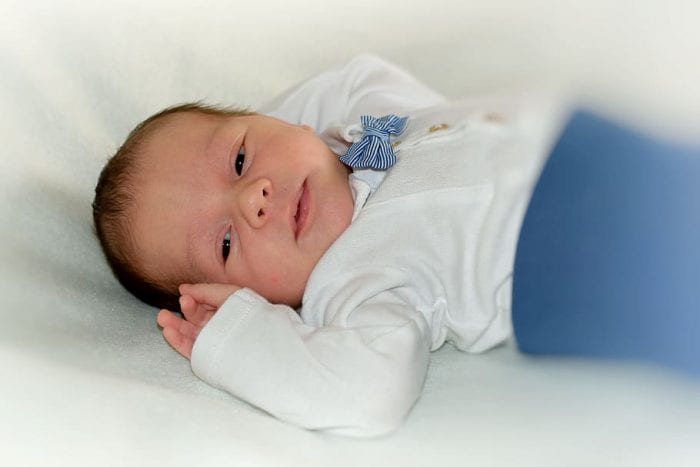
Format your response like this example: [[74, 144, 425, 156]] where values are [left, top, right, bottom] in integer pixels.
[[131, 112, 354, 307]]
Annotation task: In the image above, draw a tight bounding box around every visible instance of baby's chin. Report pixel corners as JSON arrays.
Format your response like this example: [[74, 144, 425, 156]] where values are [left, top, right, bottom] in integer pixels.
[[262, 286, 304, 310], [243, 271, 305, 310]]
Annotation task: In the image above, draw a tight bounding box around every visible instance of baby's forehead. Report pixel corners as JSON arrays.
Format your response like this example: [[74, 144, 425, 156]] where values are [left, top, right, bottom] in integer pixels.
[[137, 110, 258, 180], [142, 111, 225, 156], [152, 110, 226, 136]]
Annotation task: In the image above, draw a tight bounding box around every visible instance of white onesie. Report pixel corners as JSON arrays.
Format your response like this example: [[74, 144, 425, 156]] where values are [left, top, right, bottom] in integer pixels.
[[191, 55, 567, 437]]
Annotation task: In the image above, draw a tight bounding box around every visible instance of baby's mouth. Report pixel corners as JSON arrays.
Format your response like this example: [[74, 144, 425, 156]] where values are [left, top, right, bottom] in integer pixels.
[[293, 180, 310, 240]]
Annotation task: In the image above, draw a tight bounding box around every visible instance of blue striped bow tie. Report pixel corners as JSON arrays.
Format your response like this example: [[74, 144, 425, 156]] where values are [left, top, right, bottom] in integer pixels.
[[340, 114, 409, 170]]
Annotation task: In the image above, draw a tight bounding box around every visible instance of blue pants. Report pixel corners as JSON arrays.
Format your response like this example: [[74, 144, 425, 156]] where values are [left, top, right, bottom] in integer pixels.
[[512, 110, 700, 374]]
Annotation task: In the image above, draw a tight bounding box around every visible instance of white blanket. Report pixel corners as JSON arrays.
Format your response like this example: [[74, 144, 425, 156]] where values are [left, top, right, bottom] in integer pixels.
[[2, 1, 699, 465]]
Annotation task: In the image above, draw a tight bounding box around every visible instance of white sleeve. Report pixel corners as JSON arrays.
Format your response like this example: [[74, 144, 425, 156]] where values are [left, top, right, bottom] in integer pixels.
[[190, 288, 431, 437], [258, 54, 447, 131]]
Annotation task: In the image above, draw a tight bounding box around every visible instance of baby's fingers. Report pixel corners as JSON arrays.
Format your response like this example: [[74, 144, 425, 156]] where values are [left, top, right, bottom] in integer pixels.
[[157, 309, 201, 340], [162, 327, 195, 360], [180, 294, 216, 327], [157, 309, 200, 359], [179, 283, 240, 308], [178, 295, 200, 321]]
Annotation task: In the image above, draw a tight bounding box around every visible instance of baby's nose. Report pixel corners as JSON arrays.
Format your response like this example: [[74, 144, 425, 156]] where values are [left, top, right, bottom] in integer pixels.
[[239, 177, 272, 229]]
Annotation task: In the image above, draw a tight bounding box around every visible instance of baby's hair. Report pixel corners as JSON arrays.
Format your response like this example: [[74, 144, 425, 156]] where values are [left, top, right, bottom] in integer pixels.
[[92, 102, 254, 311]]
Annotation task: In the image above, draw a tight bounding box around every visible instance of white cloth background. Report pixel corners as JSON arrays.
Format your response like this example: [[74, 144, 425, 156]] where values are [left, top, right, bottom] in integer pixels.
[[1, 1, 699, 466]]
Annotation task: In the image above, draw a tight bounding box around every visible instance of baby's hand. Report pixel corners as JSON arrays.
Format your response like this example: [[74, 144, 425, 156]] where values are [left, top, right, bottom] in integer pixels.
[[157, 283, 241, 359]]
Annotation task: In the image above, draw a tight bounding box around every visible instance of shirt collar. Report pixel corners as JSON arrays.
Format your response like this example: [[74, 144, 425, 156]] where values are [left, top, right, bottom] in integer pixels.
[[348, 168, 388, 221]]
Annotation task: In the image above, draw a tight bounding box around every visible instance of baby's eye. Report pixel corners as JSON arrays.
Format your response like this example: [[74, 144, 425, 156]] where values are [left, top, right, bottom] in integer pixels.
[[234, 147, 245, 176], [222, 230, 231, 261]]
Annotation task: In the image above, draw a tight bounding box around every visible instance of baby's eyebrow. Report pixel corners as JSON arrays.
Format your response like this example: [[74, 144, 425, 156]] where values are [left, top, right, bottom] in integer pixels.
[[203, 119, 232, 159], [185, 227, 206, 281]]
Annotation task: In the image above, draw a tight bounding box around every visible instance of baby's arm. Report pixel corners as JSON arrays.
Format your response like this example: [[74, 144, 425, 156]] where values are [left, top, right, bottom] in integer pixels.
[[190, 287, 431, 437]]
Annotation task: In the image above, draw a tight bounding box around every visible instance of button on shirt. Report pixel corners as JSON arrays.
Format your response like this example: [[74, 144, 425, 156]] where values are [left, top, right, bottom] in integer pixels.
[[191, 55, 569, 437]]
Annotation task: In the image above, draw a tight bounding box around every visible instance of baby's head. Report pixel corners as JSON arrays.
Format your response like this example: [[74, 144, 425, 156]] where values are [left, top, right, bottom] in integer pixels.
[[93, 103, 354, 310]]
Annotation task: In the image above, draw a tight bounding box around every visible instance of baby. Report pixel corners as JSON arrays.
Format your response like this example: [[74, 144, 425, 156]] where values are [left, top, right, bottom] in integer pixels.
[[93, 55, 700, 436]]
